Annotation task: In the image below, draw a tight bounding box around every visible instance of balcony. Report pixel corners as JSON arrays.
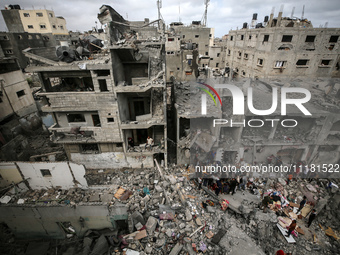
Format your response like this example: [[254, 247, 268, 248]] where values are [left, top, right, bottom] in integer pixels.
[[48, 124, 100, 143]]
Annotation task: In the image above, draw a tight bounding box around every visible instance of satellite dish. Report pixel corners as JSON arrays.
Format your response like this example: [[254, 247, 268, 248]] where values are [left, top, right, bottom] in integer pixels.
[[56, 46, 76, 63]]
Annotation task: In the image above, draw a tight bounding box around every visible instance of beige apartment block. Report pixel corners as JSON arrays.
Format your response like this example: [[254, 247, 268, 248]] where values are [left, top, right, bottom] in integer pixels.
[[19, 9, 68, 35]]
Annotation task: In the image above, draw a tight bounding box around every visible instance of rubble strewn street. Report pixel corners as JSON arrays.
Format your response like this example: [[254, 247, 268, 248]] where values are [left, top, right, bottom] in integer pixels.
[[1, 165, 339, 255]]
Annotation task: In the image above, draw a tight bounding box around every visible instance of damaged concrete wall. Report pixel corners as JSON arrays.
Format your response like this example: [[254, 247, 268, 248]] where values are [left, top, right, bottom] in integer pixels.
[[70, 152, 154, 169], [0, 70, 38, 120], [6, 162, 88, 189], [0, 205, 117, 239], [0, 162, 23, 188]]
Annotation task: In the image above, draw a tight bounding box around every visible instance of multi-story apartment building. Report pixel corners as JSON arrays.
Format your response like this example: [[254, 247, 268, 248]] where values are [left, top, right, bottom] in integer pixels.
[[165, 21, 214, 82], [23, 6, 167, 170], [2, 5, 68, 35], [225, 13, 340, 79]]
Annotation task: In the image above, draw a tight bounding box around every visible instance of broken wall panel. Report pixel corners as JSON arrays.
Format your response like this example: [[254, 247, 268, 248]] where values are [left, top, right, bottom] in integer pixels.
[[13, 162, 88, 189], [0, 162, 23, 188], [0, 205, 119, 239]]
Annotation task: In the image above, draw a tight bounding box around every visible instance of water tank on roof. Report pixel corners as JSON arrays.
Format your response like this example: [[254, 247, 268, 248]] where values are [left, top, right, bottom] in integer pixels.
[[56, 46, 76, 63], [264, 16, 269, 22], [252, 13, 258, 20], [13, 5, 21, 9], [243, 22, 248, 29], [255, 23, 263, 28]]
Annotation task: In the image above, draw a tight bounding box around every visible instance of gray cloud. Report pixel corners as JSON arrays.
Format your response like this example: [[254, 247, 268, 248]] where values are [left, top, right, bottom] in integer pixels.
[[0, 0, 339, 37]]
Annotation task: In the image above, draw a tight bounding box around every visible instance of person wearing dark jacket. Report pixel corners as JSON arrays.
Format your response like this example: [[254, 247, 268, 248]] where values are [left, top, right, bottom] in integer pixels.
[[297, 196, 307, 213], [308, 209, 316, 227], [286, 220, 297, 237]]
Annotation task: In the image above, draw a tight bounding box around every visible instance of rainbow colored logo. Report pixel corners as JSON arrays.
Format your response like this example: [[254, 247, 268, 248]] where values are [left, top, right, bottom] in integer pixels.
[[198, 82, 222, 114]]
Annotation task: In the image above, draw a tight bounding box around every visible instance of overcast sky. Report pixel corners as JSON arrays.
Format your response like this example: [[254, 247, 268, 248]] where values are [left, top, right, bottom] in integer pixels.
[[1, 0, 340, 37]]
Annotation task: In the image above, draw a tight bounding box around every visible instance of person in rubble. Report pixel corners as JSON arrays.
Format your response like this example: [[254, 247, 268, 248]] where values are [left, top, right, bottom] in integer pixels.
[[230, 178, 238, 195], [261, 195, 273, 213], [128, 137, 134, 148], [286, 220, 297, 237], [145, 136, 154, 151], [297, 195, 307, 214], [307, 209, 317, 228]]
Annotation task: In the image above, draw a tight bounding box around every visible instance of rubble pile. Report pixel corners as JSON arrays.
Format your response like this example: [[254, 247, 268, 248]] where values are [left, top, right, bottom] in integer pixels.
[[84, 167, 340, 255]]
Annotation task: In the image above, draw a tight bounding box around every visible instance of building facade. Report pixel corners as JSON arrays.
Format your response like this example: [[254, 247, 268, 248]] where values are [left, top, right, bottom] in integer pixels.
[[225, 16, 340, 79], [2, 6, 68, 35]]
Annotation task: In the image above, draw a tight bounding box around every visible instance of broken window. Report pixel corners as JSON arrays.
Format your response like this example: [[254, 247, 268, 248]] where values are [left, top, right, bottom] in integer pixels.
[[296, 59, 309, 66], [217, 53, 220, 57], [16, 90, 25, 98], [205, 52, 208, 55], [28, 35, 32, 39], [92, 114, 101, 127], [168, 38, 174, 41], [183, 35, 185, 38], [40, 169, 52, 177], [67, 113, 85, 123], [116, 143, 123, 147], [28, 25, 33, 29], [49, 13, 53, 18], [263, 35, 269, 42], [230, 36, 233, 41], [59, 25, 64, 30], [228, 50, 231, 55], [329, 35, 339, 43], [216, 63, 219, 67], [23, 13, 30, 17], [320, 60, 331, 66], [107, 117, 114, 123], [52, 25, 56, 29], [240, 35, 244, 40], [249, 35, 252, 40], [305, 35, 316, 42], [185, 71, 192, 75], [18, 35, 22, 40], [244, 53, 248, 59], [96, 70, 110, 76], [81, 144, 99, 153], [195, 35, 199, 38], [36, 12, 43, 17], [0, 98, 3, 103], [282, 35, 293, 42], [99, 79, 108, 91], [5, 49, 13, 54], [275, 61, 286, 68], [40, 24, 46, 29], [170, 71, 174, 76], [257, 58, 263, 66]]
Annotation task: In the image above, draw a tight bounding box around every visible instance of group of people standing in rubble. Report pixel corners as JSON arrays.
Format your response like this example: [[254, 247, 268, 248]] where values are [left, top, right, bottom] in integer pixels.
[[198, 175, 259, 196]]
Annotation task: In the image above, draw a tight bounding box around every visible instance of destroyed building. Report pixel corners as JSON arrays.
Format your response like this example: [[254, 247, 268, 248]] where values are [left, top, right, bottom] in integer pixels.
[[174, 77, 340, 167], [1, 5, 72, 69], [22, 5, 167, 170], [225, 11, 340, 79], [165, 21, 214, 82], [0, 3, 340, 255]]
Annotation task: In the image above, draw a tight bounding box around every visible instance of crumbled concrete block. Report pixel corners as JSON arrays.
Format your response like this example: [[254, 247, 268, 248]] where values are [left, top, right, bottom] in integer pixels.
[[145, 216, 157, 234], [169, 243, 183, 255], [132, 211, 145, 225], [135, 222, 143, 230]]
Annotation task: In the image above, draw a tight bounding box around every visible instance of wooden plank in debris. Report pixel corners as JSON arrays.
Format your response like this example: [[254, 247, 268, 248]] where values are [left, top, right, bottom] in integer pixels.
[[114, 187, 126, 199], [289, 201, 300, 208], [135, 229, 147, 240], [301, 204, 312, 218], [296, 227, 305, 235]]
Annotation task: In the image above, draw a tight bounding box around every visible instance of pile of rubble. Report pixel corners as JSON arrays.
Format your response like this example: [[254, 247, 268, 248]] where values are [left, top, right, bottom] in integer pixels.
[[84, 166, 340, 255]]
